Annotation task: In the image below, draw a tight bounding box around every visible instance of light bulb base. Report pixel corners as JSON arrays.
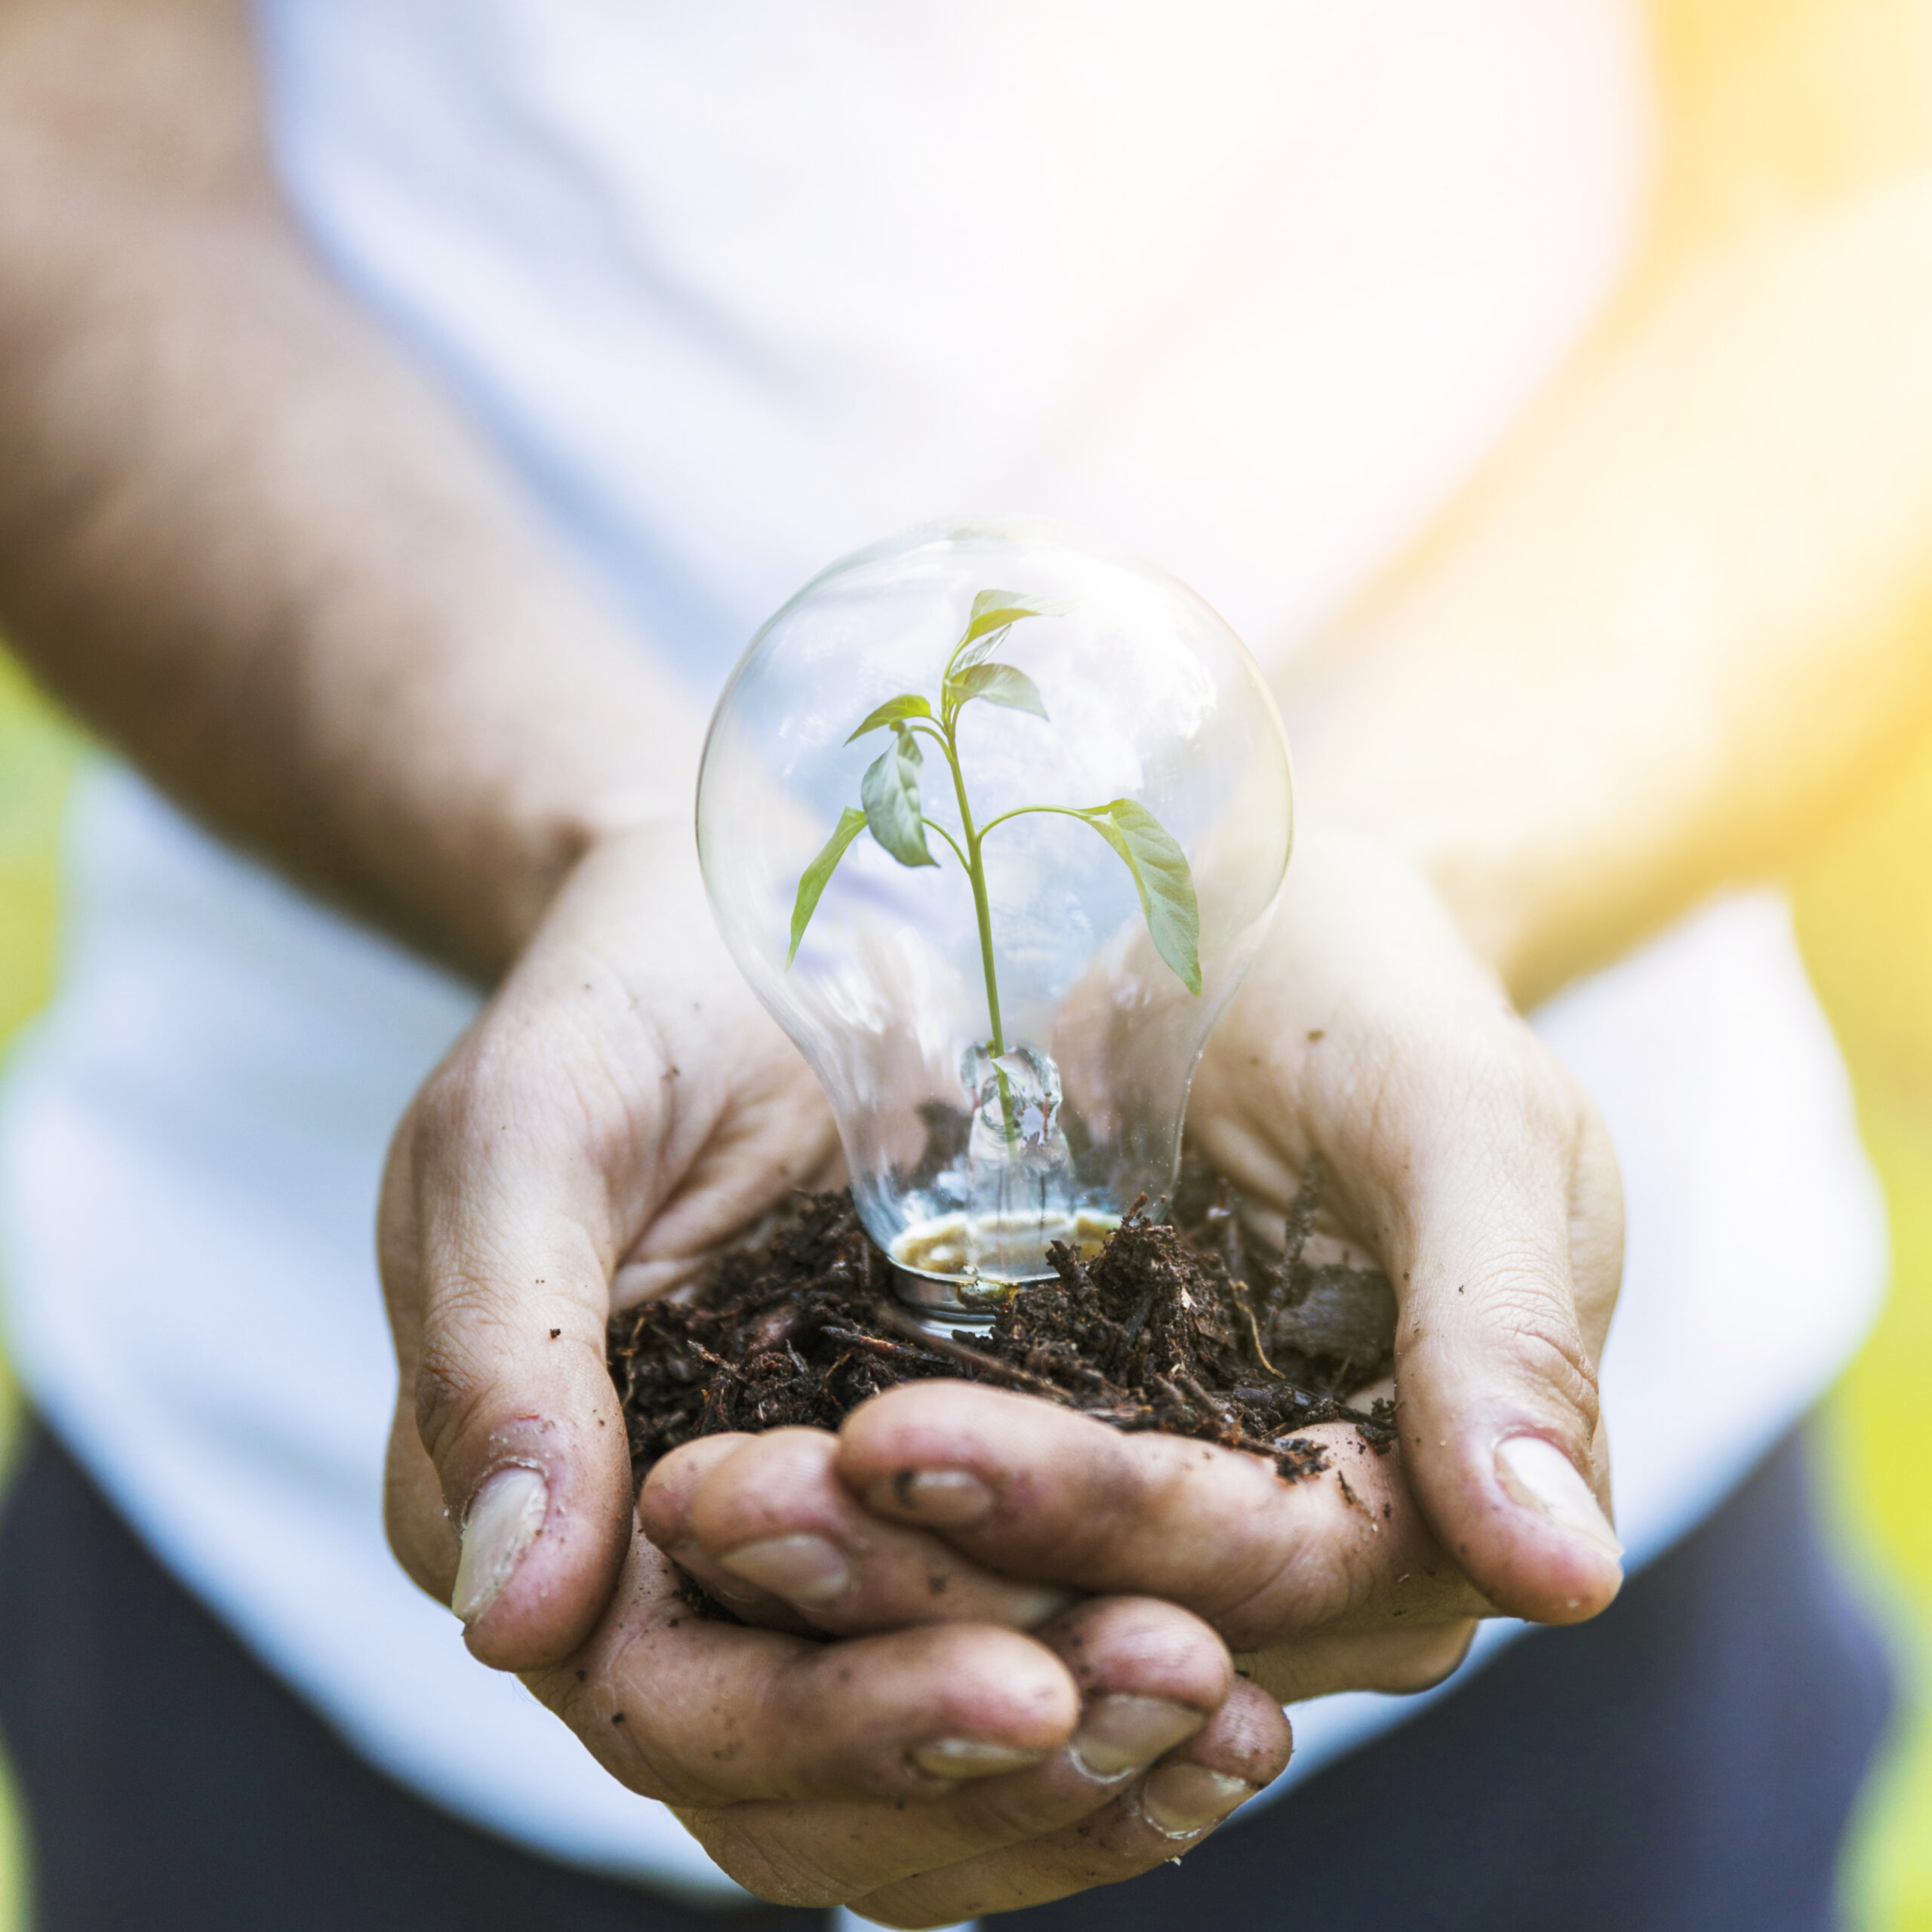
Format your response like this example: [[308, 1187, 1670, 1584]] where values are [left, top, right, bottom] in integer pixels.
[[888, 1263, 1023, 1329]]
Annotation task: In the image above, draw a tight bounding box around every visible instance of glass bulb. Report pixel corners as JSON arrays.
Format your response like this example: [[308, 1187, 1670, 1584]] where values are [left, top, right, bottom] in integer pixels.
[[697, 517, 1293, 1320]]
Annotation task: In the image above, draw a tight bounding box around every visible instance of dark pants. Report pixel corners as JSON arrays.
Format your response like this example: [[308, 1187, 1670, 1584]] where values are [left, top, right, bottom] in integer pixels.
[[0, 1420, 1894, 1931]]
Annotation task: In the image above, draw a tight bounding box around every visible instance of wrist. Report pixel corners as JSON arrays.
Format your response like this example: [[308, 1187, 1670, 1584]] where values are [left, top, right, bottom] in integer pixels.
[[488, 795, 686, 963], [1257, 824, 1512, 1014], [414, 634, 706, 976]]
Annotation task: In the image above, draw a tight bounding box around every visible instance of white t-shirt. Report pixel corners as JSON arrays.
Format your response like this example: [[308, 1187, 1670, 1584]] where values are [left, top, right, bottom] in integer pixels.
[[0, 0, 1887, 1899]]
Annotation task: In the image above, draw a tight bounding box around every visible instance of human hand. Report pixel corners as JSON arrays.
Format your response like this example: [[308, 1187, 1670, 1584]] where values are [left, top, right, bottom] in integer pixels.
[[376, 823, 843, 1668], [374, 823, 1293, 1921], [518, 1532, 1288, 1923], [645, 829, 1623, 1699]]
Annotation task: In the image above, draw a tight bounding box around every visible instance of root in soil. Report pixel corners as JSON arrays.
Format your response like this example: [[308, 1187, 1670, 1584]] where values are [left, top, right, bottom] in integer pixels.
[[609, 1158, 1399, 1488]]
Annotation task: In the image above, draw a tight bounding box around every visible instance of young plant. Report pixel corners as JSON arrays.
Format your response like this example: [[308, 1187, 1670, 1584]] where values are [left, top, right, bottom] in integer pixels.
[[786, 590, 1201, 1128]]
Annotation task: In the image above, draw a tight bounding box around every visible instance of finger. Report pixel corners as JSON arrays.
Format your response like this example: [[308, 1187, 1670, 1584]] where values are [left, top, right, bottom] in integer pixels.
[[389, 1044, 644, 1672], [380, 1097, 637, 1654], [379, 1120, 468, 1595], [632, 1433, 818, 1633], [645, 1426, 1075, 1635], [383, 1382, 463, 1598], [838, 1383, 1487, 1649], [1565, 1098, 1625, 1359], [1189, 838, 1625, 1625], [1362, 1048, 1626, 1624], [677, 1593, 1244, 1908], [380, 832, 839, 1673], [1235, 1617, 1480, 1704], [849, 1673, 1292, 1926], [525, 1534, 1084, 1809]]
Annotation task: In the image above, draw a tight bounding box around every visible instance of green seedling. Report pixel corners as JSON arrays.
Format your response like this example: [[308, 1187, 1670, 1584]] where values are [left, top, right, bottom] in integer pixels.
[[787, 590, 1201, 1128]]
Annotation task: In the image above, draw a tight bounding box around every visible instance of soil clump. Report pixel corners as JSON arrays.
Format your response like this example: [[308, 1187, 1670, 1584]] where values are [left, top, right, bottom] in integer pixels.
[[609, 1159, 1400, 1488]]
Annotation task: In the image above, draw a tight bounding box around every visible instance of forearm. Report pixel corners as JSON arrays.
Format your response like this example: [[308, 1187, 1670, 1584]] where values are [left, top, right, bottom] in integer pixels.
[[1283, 168, 1932, 1008], [0, 0, 697, 977]]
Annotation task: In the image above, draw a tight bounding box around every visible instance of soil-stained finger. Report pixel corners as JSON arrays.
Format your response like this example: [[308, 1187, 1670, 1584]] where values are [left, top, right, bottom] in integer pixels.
[[1235, 1617, 1480, 1704], [657, 1426, 1074, 1634], [525, 1536, 1080, 1810], [838, 1382, 1486, 1647], [675, 1593, 1243, 1908], [635, 1433, 818, 1632], [845, 1674, 1293, 1925]]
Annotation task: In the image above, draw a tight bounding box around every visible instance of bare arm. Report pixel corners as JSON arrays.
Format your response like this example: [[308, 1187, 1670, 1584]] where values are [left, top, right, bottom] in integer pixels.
[[0, 0, 697, 977], [1287, 0, 1932, 1006]]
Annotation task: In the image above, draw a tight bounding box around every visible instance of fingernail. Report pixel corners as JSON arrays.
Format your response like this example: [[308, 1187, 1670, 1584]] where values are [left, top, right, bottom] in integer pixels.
[[912, 1737, 1051, 1780], [1068, 1695, 1204, 1780], [1006, 1584, 1081, 1630], [866, 1469, 995, 1527], [453, 1466, 548, 1626], [718, 1534, 851, 1607], [1496, 1436, 1623, 1559], [1140, 1766, 1257, 1838], [666, 1545, 768, 1611]]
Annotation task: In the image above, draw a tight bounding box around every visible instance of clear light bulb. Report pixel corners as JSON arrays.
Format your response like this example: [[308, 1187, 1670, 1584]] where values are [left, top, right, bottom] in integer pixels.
[[697, 517, 1293, 1321]]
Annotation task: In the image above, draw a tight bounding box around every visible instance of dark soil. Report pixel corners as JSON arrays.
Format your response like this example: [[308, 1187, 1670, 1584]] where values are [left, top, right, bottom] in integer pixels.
[[608, 1158, 1400, 1488]]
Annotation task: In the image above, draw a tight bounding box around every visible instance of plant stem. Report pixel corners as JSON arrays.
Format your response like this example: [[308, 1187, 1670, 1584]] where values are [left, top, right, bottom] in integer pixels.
[[920, 817, 971, 870], [940, 717, 1017, 1140], [976, 801, 1095, 840]]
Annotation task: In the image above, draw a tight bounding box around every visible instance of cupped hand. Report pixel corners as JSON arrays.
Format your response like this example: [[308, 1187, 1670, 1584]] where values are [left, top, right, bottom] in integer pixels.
[[646, 829, 1623, 1700], [377, 823, 841, 1669], [1184, 827, 1624, 1628], [644, 1397, 1480, 1706], [524, 1533, 1288, 1924], [375, 823, 1294, 1919]]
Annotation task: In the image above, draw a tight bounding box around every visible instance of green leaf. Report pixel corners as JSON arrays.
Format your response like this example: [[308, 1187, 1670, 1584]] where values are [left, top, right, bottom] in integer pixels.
[[950, 629, 1006, 678], [944, 660, 1050, 724], [845, 693, 933, 743], [1082, 798, 1201, 994], [960, 588, 1060, 651], [787, 807, 868, 967], [946, 589, 1066, 694], [860, 723, 937, 869]]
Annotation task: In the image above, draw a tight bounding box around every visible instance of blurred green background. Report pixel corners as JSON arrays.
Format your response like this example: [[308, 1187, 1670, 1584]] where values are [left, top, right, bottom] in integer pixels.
[[0, 654, 1927, 1928]]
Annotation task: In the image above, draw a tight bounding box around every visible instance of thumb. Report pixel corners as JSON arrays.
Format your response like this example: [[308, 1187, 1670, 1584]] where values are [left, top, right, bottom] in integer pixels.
[[1374, 1047, 1625, 1625], [380, 1065, 639, 1674]]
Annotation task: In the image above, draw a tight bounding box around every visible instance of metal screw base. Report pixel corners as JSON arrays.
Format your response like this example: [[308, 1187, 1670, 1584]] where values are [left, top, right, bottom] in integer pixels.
[[889, 1263, 1042, 1330]]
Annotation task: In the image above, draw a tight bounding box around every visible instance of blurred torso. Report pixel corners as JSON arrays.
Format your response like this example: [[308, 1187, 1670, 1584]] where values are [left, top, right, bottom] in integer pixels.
[[260, 0, 1649, 669]]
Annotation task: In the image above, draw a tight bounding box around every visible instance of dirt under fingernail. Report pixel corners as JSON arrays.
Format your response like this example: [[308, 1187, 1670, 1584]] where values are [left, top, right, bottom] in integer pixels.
[[872, 1467, 996, 1524]]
